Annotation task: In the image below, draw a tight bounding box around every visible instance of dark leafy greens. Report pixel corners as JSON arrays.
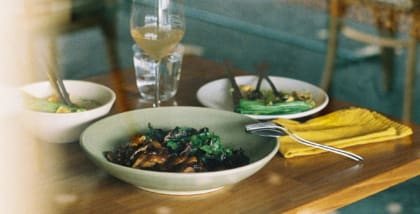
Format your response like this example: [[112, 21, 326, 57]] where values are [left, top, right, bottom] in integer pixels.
[[104, 124, 249, 172]]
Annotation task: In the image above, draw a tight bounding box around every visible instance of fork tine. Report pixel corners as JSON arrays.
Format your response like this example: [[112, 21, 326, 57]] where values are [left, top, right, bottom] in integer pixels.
[[246, 128, 287, 138], [245, 122, 278, 132]]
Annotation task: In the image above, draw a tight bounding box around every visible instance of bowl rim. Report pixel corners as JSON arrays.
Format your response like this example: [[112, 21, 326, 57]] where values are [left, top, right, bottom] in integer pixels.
[[80, 106, 279, 177], [20, 80, 116, 115]]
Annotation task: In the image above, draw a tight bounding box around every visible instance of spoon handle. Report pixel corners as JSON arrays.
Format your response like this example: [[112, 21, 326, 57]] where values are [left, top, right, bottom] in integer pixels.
[[42, 47, 72, 106]]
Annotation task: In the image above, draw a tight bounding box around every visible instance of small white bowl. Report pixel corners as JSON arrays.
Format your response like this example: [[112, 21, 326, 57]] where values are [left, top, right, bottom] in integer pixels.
[[197, 75, 329, 120], [20, 80, 116, 143]]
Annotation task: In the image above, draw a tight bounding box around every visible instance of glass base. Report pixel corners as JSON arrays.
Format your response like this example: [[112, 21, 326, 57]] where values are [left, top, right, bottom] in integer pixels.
[[137, 98, 178, 108]]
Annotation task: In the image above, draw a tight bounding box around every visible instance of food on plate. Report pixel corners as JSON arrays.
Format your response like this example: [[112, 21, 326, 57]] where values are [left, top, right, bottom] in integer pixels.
[[104, 124, 250, 173], [23, 94, 101, 113], [234, 84, 315, 115]]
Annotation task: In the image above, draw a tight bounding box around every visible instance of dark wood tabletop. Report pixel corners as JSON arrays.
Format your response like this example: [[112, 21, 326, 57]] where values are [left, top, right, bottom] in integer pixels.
[[36, 55, 420, 214]]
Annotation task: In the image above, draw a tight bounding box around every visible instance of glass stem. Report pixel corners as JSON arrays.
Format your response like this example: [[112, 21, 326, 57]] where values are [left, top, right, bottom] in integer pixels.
[[154, 60, 160, 107]]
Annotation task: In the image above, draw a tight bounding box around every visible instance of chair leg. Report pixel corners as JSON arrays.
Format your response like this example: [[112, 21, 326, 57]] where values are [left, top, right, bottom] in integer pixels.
[[402, 36, 417, 122], [321, 13, 342, 91], [101, 1, 119, 71], [377, 30, 395, 91], [373, 8, 398, 92], [101, 23, 119, 71]]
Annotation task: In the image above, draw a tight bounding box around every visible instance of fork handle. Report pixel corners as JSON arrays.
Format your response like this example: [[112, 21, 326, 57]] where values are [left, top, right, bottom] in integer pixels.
[[288, 134, 364, 162]]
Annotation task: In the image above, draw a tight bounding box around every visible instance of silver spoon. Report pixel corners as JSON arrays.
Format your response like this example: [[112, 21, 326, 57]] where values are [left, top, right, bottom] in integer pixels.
[[245, 122, 364, 162], [41, 48, 72, 106], [46, 69, 72, 106]]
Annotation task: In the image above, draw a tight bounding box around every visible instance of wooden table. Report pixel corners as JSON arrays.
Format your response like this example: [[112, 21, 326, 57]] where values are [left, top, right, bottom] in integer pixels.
[[37, 55, 420, 213]]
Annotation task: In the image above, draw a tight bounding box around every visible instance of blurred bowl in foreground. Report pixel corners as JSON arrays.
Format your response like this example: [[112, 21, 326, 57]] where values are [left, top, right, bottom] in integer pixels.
[[20, 80, 116, 143]]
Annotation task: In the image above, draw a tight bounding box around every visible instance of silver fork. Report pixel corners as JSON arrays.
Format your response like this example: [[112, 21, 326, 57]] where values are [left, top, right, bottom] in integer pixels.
[[245, 122, 364, 162]]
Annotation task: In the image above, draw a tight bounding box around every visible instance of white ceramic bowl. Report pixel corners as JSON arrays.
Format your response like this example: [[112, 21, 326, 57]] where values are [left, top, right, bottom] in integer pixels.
[[80, 107, 278, 195], [20, 80, 116, 143], [197, 75, 329, 120]]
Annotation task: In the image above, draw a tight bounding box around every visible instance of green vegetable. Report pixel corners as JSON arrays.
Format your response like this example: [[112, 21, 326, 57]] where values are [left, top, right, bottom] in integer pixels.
[[22, 93, 101, 113], [24, 95, 87, 113], [146, 124, 249, 170], [235, 85, 316, 115], [237, 99, 314, 115]]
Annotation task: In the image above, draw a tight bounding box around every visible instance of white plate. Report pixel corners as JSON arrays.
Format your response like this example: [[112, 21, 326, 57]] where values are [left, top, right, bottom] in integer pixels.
[[197, 75, 329, 120]]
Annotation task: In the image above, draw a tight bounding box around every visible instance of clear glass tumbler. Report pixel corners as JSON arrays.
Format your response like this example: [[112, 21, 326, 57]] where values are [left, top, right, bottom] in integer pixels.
[[132, 44, 184, 102]]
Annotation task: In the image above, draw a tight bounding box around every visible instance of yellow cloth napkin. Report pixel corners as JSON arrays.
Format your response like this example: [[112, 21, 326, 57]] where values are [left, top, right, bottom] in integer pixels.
[[272, 107, 413, 158]]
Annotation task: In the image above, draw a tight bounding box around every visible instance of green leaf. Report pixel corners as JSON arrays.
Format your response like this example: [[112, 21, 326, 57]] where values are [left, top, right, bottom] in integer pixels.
[[166, 140, 180, 151]]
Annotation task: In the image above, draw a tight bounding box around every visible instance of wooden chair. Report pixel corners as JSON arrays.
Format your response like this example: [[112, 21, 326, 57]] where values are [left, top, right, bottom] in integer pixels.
[[67, 0, 119, 71], [321, 0, 420, 121], [25, 0, 119, 80]]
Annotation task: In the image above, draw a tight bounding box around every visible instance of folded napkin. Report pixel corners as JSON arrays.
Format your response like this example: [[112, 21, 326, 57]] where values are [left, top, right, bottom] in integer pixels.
[[272, 107, 413, 158]]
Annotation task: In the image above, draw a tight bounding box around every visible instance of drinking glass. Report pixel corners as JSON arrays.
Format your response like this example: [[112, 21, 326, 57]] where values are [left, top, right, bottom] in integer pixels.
[[132, 44, 183, 102], [130, 0, 185, 107]]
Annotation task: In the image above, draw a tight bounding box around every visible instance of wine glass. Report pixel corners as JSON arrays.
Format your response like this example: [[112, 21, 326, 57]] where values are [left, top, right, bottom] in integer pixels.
[[130, 0, 185, 107]]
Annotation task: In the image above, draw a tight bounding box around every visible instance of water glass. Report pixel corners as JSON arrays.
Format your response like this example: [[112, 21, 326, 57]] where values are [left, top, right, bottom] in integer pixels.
[[132, 44, 183, 102]]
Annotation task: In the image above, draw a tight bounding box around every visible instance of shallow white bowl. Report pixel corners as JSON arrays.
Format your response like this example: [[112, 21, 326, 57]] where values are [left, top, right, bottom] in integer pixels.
[[20, 80, 116, 143], [80, 107, 278, 195], [197, 75, 329, 120]]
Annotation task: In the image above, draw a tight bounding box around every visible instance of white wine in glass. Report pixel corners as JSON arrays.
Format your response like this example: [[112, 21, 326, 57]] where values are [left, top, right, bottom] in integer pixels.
[[131, 26, 184, 61], [130, 0, 185, 107]]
